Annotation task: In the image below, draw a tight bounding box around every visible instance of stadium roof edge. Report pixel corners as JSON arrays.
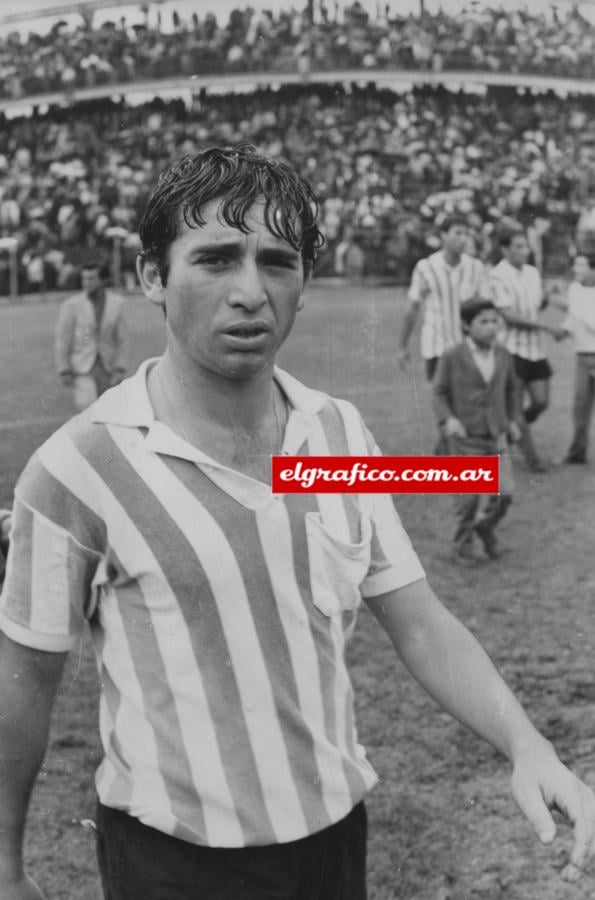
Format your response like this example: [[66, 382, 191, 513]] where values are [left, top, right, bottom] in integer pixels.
[[2, 67, 595, 116], [0, 0, 151, 27]]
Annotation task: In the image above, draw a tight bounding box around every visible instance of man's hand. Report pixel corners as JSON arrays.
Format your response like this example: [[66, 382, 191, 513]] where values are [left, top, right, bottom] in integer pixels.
[[443, 416, 467, 439], [59, 371, 73, 387], [511, 742, 595, 882], [507, 422, 522, 444], [0, 873, 46, 899]]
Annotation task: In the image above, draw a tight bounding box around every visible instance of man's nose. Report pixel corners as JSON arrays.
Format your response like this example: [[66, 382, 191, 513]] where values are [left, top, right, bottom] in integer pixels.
[[228, 259, 268, 309]]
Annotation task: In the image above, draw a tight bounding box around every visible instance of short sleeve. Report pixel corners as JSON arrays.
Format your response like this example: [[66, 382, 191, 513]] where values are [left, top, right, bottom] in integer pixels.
[[362, 492, 426, 598], [0, 458, 103, 652], [408, 262, 426, 303], [490, 273, 513, 310]]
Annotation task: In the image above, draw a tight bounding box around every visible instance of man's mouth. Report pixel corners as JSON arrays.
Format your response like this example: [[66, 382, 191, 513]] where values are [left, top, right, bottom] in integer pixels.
[[224, 322, 270, 338]]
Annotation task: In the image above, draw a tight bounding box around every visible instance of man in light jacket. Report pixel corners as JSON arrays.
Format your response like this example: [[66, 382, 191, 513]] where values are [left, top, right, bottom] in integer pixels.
[[54, 261, 128, 410]]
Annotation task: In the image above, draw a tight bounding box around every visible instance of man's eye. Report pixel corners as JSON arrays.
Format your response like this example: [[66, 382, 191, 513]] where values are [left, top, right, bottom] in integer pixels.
[[199, 255, 229, 266], [264, 256, 298, 269]]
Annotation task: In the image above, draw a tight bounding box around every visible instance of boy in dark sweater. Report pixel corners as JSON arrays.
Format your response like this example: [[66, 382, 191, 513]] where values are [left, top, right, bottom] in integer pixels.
[[433, 298, 521, 565]]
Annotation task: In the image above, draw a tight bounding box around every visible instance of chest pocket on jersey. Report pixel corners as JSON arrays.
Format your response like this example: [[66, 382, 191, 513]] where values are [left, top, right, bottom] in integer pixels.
[[305, 511, 372, 617]]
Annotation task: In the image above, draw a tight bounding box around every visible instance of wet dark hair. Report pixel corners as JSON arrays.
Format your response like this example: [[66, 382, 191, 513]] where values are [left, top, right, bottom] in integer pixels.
[[138, 144, 325, 283], [460, 297, 497, 327]]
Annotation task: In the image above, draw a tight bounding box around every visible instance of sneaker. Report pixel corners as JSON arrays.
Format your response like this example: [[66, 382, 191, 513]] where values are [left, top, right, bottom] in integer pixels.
[[564, 454, 587, 465]]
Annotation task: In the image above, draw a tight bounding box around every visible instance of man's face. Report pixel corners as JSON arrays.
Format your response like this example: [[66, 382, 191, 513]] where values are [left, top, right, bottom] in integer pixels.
[[441, 224, 469, 256], [468, 309, 500, 348], [141, 199, 306, 382], [81, 267, 102, 296], [504, 235, 530, 268]]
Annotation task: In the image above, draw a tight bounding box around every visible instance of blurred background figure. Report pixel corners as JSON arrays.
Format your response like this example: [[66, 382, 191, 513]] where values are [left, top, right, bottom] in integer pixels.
[[54, 261, 129, 411]]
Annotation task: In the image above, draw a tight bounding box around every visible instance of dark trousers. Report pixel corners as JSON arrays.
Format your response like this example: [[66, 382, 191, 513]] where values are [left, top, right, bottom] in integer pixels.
[[450, 436, 512, 552], [568, 352, 595, 461], [96, 801, 367, 900]]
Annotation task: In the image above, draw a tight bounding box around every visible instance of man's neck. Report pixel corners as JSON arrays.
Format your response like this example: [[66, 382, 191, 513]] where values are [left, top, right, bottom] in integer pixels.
[[467, 336, 493, 355], [88, 287, 106, 305], [442, 249, 461, 268], [155, 351, 276, 435], [151, 353, 284, 482]]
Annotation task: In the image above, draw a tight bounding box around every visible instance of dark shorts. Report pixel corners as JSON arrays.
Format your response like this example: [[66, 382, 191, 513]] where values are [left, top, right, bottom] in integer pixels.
[[425, 357, 439, 381], [513, 355, 552, 383], [96, 801, 368, 900]]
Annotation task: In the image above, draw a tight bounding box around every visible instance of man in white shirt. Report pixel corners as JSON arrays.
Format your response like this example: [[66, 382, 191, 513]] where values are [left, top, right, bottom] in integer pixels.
[[559, 253, 595, 463], [399, 214, 490, 381], [489, 228, 564, 472]]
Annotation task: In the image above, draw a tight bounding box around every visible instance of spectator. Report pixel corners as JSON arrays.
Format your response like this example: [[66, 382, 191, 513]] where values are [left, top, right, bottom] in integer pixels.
[[489, 226, 564, 472], [54, 261, 129, 410]]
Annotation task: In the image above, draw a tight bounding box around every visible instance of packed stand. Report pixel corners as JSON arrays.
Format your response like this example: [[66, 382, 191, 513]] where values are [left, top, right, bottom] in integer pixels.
[[1, 2, 595, 102], [1, 82, 595, 294]]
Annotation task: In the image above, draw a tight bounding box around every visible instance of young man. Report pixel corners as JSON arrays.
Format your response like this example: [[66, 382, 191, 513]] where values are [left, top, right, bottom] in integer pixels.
[[54, 261, 128, 411], [433, 298, 521, 566], [558, 253, 595, 463], [0, 147, 594, 900], [489, 228, 564, 472], [399, 215, 490, 381]]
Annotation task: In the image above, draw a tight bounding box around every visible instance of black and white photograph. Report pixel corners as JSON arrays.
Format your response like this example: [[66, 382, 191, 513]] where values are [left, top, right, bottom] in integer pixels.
[[0, 0, 594, 897]]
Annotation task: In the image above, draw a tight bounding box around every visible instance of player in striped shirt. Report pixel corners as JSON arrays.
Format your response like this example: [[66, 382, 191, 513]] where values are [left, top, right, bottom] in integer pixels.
[[399, 215, 491, 381], [490, 227, 565, 472], [0, 147, 593, 900]]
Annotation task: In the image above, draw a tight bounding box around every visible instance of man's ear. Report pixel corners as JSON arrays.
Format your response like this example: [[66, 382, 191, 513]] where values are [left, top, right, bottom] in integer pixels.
[[136, 256, 165, 308]]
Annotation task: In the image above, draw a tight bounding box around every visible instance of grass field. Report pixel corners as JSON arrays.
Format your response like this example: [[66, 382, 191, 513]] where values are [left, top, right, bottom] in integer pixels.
[[2, 282, 594, 899]]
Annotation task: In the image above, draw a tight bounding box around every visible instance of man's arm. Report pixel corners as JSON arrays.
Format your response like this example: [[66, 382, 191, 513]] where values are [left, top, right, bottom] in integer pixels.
[[432, 353, 466, 438], [110, 304, 129, 384], [54, 303, 74, 381], [398, 301, 420, 368], [366, 579, 595, 881], [399, 263, 429, 367], [504, 354, 522, 432], [0, 633, 67, 899]]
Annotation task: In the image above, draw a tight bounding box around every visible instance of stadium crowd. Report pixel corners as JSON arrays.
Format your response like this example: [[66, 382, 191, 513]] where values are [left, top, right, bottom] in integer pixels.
[[0, 1, 594, 101], [1, 81, 594, 294]]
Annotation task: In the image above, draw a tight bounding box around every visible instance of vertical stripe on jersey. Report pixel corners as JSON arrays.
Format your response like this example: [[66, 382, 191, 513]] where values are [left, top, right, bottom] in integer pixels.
[[84, 437, 276, 846], [29, 510, 95, 639], [296, 415, 373, 797], [165, 454, 335, 836], [284, 488, 372, 803], [424, 260, 444, 359], [256, 500, 356, 824], [36, 434, 239, 845], [105, 426, 309, 844]]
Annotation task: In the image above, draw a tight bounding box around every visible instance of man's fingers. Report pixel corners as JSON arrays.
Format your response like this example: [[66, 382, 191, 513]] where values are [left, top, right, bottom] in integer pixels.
[[513, 777, 557, 844], [561, 862, 582, 884], [515, 765, 595, 879], [565, 781, 595, 873]]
